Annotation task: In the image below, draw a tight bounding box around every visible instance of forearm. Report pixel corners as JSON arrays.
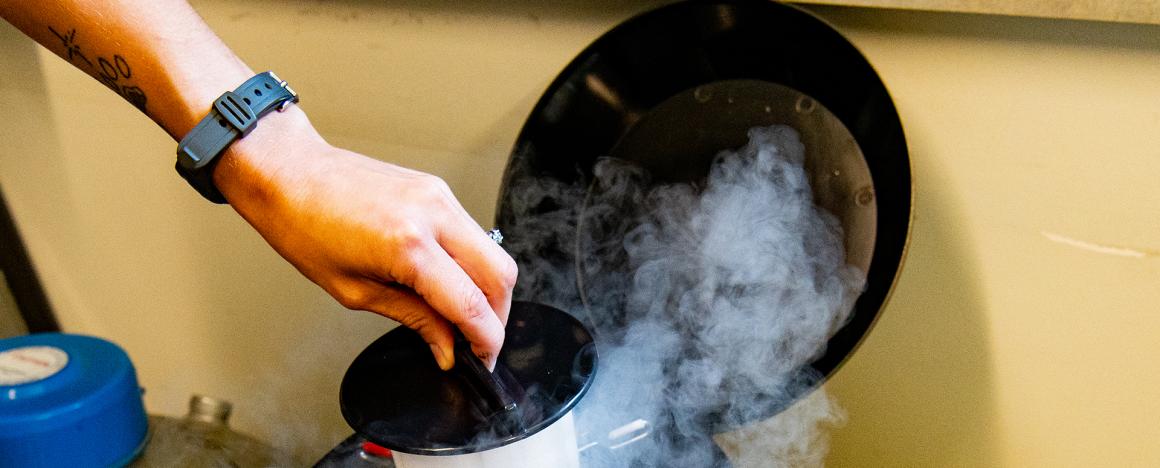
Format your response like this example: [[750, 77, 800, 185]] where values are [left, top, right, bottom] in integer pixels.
[[0, 0, 323, 212], [0, 1, 514, 369], [0, 0, 255, 140]]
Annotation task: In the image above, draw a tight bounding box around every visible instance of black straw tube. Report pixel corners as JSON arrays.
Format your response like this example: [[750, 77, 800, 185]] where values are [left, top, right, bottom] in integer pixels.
[[453, 334, 518, 414]]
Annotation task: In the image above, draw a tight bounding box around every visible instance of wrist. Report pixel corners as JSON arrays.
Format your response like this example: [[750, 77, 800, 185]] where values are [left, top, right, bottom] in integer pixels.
[[166, 63, 256, 141], [211, 104, 326, 207]]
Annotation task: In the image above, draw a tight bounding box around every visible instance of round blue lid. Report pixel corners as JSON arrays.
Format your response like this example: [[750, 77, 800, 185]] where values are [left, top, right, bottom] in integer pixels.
[[0, 333, 139, 434]]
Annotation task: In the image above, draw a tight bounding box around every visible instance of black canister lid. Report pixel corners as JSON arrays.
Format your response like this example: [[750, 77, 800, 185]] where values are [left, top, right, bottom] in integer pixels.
[[340, 301, 598, 455]]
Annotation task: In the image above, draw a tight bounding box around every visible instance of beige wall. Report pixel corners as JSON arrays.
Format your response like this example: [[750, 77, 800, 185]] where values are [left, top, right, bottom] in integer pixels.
[[799, 0, 1160, 25], [1, 1, 1158, 465], [814, 7, 1160, 467]]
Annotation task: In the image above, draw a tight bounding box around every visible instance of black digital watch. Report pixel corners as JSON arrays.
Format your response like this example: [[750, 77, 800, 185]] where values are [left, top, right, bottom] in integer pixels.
[[175, 71, 298, 204]]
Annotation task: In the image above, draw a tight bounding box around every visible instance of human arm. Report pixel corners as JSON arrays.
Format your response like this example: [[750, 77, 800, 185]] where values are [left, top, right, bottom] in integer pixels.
[[0, 0, 515, 369]]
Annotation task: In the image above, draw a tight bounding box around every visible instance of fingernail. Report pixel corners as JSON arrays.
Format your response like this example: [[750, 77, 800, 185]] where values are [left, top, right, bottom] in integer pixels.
[[478, 352, 496, 372], [431, 344, 453, 371]]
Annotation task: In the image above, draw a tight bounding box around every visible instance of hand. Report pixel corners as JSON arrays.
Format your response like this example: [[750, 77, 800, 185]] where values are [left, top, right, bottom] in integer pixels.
[[0, 0, 514, 369], [213, 108, 517, 370]]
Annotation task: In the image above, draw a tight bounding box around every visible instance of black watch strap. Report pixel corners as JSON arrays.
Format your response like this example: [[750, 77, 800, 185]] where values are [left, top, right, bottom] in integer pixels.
[[176, 71, 298, 204]]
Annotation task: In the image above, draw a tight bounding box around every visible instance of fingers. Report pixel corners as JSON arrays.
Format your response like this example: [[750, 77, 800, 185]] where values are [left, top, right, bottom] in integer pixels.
[[343, 281, 458, 370], [438, 225, 518, 328], [394, 241, 507, 369]]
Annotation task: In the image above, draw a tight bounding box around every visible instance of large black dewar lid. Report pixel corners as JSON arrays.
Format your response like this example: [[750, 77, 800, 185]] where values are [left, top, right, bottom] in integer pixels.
[[340, 302, 598, 455], [495, 0, 910, 432]]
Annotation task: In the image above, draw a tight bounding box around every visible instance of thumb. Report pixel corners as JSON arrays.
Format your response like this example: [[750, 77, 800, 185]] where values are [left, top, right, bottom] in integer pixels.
[[364, 286, 457, 371]]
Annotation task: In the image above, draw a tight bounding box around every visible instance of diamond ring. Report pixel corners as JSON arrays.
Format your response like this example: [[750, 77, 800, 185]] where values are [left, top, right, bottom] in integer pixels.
[[487, 228, 503, 245]]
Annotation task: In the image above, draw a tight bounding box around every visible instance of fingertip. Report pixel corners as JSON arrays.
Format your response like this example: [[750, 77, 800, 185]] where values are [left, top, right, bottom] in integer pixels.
[[459, 293, 507, 357], [419, 324, 457, 371], [394, 303, 456, 371], [472, 345, 499, 372], [430, 343, 453, 371]]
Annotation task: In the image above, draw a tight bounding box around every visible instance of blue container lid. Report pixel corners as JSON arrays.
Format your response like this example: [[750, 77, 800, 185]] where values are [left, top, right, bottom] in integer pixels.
[[0, 333, 148, 467]]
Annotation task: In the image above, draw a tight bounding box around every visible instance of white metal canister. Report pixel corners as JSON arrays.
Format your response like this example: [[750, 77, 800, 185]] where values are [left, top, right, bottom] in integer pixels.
[[391, 411, 580, 468], [339, 302, 597, 468]]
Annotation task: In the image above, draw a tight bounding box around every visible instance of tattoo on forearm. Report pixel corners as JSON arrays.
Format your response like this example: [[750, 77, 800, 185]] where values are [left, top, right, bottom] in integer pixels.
[[47, 26, 93, 67], [47, 26, 148, 113], [95, 55, 147, 112]]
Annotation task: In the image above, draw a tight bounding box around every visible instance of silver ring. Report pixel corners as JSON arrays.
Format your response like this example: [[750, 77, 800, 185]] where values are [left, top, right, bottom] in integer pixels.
[[487, 228, 504, 245]]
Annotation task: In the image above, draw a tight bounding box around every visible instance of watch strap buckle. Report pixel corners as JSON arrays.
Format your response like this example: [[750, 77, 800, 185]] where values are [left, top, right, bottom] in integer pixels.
[[214, 91, 257, 136], [175, 71, 299, 204]]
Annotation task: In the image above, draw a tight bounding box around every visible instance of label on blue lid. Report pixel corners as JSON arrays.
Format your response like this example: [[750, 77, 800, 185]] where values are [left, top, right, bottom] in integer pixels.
[[0, 346, 69, 386]]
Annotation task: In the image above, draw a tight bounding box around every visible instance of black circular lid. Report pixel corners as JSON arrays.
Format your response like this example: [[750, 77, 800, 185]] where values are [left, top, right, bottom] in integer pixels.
[[340, 301, 598, 455], [494, 0, 910, 432]]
